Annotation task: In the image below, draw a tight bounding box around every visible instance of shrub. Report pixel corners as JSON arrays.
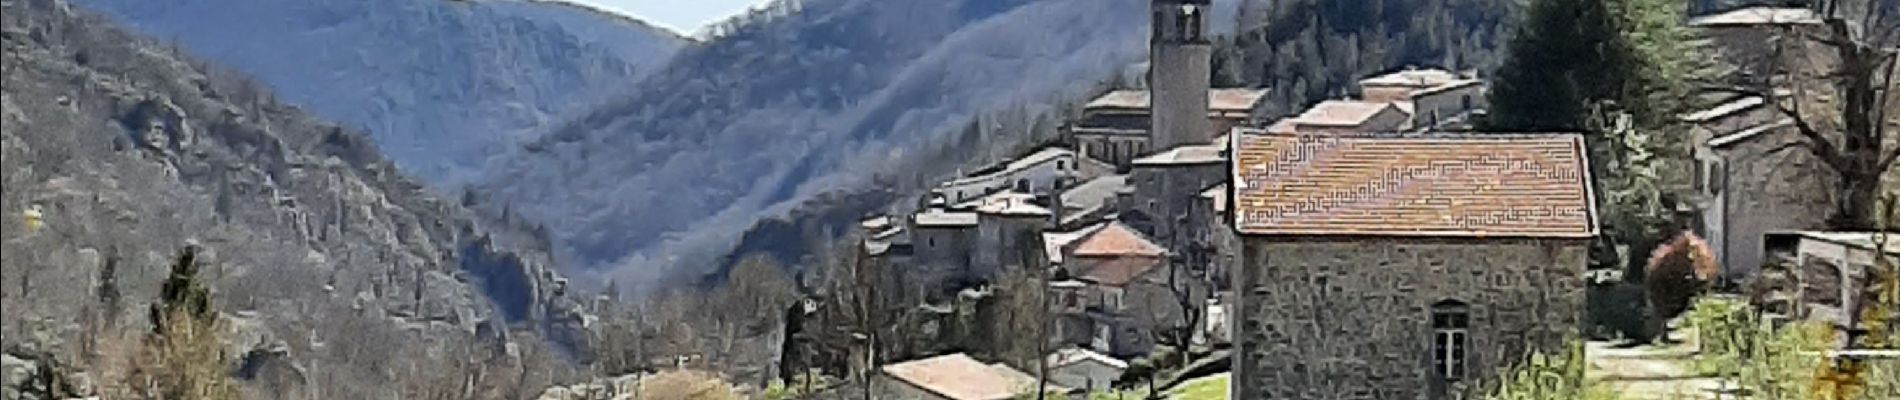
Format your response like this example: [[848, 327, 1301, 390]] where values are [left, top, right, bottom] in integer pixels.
[[1644, 232, 1718, 328]]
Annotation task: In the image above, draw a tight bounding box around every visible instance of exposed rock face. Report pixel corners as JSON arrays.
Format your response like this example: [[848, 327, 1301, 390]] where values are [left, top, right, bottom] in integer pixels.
[[1, 0, 589, 394], [69, 0, 685, 185], [1231, 239, 1588, 400]]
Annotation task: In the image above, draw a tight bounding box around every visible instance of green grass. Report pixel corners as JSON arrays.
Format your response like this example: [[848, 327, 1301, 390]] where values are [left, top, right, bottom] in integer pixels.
[[1166, 373, 1229, 400]]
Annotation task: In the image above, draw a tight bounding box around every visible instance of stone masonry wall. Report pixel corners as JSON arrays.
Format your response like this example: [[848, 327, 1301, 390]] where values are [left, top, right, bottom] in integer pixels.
[[1231, 238, 1588, 400]]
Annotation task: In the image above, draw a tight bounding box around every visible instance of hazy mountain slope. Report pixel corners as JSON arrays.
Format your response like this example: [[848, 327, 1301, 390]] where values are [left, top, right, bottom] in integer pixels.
[[481, 0, 1154, 285], [1, 0, 588, 395], [70, 0, 685, 185]]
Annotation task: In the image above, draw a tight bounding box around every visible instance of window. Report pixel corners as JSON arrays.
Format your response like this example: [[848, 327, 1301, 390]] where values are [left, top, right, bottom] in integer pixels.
[[1017, 179, 1031, 192], [1179, 5, 1203, 41], [928, 237, 936, 248], [1709, 160, 1726, 194], [1432, 300, 1470, 382], [1462, 95, 1473, 111], [1057, 159, 1067, 171], [1694, 161, 1707, 193]]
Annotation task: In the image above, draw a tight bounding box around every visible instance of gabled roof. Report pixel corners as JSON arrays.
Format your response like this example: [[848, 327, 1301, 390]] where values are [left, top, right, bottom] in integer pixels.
[[1048, 348, 1130, 370], [1708, 118, 1795, 148], [1132, 145, 1225, 166], [1043, 223, 1108, 265], [1231, 130, 1597, 238], [1071, 221, 1167, 257], [1682, 95, 1766, 123], [942, 147, 1075, 187], [1078, 256, 1164, 287], [881, 354, 1065, 400], [1085, 88, 1270, 113], [1689, 6, 1823, 27]]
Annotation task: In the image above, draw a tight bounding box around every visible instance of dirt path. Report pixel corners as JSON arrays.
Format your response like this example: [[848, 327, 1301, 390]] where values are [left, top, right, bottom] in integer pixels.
[[1587, 334, 1735, 400]]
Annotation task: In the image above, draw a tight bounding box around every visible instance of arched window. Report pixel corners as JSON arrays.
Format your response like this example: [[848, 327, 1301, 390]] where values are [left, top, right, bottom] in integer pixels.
[[1179, 5, 1202, 41], [1432, 300, 1470, 383]]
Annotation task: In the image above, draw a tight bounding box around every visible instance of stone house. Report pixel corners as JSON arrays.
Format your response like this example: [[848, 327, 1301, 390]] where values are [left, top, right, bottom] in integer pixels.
[[1053, 221, 1184, 358], [1266, 100, 1412, 134], [1690, 106, 1834, 278], [934, 147, 1110, 204], [1689, 6, 1828, 88], [1228, 131, 1596, 399], [973, 192, 1053, 279], [1046, 347, 1129, 393], [1357, 68, 1488, 131], [1764, 231, 1900, 345], [911, 207, 980, 290], [877, 353, 1075, 400], [1122, 145, 1226, 256]]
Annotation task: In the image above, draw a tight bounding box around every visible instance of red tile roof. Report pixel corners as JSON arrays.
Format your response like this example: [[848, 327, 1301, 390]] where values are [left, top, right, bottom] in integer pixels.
[[1070, 222, 1166, 257], [881, 354, 1063, 400], [1231, 131, 1597, 238]]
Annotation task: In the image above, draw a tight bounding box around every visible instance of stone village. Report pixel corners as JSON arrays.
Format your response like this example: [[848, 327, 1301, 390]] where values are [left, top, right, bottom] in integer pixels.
[[821, 2, 1895, 399]]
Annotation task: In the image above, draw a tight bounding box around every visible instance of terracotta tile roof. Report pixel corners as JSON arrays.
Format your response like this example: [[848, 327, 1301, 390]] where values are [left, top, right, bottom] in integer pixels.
[[881, 354, 1061, 400], [1077, 255, 1164, 287], [1231, 130, 1597, 238], [1071, 222, 1166, 257], [1084, 88, 1269, 112]]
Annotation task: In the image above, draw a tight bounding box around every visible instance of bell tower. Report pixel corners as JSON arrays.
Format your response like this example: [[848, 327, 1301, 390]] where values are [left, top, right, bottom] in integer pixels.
[[1150, 0, 1213, 150]]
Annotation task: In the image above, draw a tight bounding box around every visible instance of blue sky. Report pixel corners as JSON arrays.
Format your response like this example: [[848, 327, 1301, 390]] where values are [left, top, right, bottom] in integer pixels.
[[567, 0, 770, 35]]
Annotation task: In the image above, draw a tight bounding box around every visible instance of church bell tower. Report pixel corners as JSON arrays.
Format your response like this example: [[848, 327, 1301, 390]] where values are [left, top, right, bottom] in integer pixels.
[[1150, 0, 1213, 150]]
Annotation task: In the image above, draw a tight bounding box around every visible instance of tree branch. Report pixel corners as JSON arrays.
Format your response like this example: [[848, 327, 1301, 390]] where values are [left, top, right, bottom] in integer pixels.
[[1877, 51, 1900, 172]]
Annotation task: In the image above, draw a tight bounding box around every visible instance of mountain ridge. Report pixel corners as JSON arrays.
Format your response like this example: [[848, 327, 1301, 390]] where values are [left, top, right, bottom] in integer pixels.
[[71, 0, 686, 186]]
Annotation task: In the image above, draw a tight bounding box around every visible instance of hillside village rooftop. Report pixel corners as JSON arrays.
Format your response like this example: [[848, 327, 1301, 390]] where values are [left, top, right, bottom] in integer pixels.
[[1231, 130, 1598, 237], [1269, 100, 1403, 132], [879, 353, 1069, 400], [1084, 88, 1270, 114], [1131, 144, 1224, 166]]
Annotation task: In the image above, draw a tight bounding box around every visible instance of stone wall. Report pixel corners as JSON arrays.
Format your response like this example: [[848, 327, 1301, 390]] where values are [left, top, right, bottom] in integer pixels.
[[1714, 128, 1833, 277], [1231, 238, 1588, 400]]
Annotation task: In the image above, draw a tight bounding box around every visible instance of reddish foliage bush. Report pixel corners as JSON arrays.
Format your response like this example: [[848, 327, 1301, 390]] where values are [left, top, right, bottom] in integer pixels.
[[1645, 232, 1719, 322]]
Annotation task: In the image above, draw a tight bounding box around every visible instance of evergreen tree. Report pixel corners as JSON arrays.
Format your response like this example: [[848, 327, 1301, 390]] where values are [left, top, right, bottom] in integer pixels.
[[1487, 0, 1625, 131], [131, 246, 238, 400]]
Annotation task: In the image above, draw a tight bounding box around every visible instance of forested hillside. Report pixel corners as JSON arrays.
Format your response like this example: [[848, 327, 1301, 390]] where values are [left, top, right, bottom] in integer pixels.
[[1, 0, 590, 396], [71, 0, 686, 185], [482, 0, 1158, 287]]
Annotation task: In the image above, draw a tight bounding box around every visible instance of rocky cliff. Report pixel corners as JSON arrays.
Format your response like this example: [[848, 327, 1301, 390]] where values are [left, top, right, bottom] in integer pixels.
[[69, 0, 685, 185], [1, 0, 590, 396]]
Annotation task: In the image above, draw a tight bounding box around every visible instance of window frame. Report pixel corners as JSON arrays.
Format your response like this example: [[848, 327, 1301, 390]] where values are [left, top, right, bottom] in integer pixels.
[[1431, 300, 1471, 383]]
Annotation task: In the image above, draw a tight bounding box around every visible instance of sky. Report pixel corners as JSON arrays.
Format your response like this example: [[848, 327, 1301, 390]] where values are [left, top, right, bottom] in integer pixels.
[[566, 0, 771, 36]]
